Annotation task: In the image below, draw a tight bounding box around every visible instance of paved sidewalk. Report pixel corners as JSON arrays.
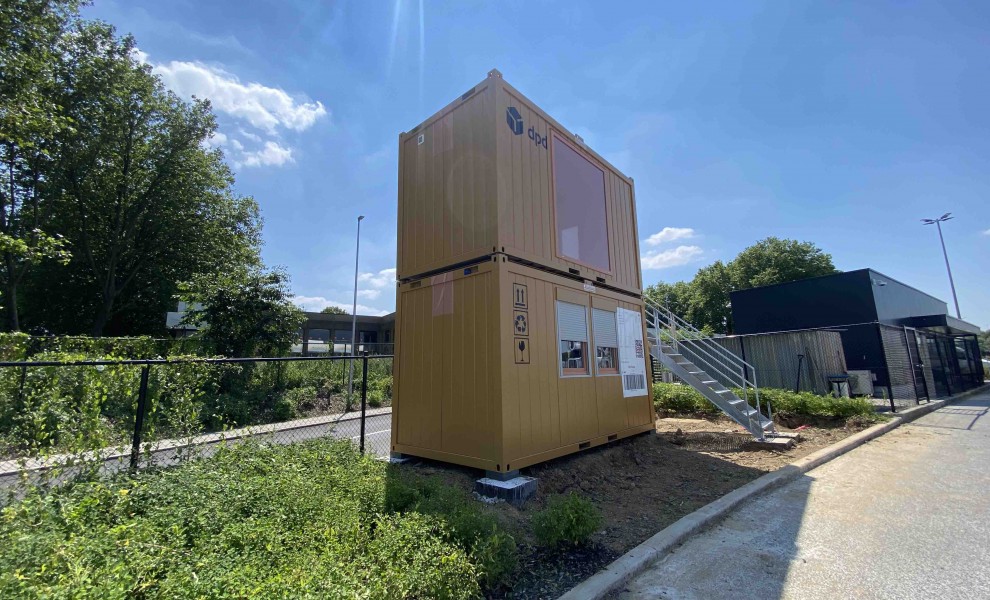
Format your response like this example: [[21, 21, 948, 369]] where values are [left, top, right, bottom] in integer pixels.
[[618, 390, 990, 600]]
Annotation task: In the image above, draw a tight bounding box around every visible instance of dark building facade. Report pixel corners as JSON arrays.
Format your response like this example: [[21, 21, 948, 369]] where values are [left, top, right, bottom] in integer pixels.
[[732, 269, 983, 401]]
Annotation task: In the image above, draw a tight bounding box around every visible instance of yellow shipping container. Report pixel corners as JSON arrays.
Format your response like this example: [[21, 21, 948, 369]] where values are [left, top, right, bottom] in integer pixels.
[[397, 69, 643, 296], [391, 258, 655, 473]]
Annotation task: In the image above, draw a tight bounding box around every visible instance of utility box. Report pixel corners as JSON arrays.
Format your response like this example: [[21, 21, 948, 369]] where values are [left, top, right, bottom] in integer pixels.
[[392, 70, 654, 473], [397, 70, 643, 296]]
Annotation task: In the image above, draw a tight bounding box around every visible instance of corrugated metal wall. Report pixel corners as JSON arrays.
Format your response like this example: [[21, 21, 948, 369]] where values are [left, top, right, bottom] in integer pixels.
[[494, 82, 642, 294], [397, 82, 498, 281], [709, 330, 847, 395]]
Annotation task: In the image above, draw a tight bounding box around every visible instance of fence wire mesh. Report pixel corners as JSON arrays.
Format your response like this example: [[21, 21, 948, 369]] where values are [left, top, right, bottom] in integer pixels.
[[0, 354, 393, 500]]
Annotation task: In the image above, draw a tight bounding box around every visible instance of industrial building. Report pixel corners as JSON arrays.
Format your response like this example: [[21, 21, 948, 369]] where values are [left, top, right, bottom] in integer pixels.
[[731, 269, 984, 403]]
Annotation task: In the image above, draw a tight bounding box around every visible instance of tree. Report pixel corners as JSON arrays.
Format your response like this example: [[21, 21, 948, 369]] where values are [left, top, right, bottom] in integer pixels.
[[689, 261, 733, 334], [645, 237, 839, 334], [179, 267, 304, 358], [979, 330, 989, 355], [728, 237, 838, 290], [320, 305, 348, 315], [0, 0, 80, 330], [21, 21, 261, 336]]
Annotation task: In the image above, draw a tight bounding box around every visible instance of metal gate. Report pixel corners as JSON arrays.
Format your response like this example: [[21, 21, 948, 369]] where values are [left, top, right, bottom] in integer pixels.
[[903, 327, 930, 402]]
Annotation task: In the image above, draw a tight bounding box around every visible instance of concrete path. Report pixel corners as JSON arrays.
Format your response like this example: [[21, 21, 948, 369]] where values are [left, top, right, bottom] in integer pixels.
[[618, 390, 990, 600]]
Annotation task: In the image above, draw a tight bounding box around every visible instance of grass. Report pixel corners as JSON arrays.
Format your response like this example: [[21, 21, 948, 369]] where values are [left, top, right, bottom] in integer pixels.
[[0, 440, 492, 599], [653, 382, 882, 424]]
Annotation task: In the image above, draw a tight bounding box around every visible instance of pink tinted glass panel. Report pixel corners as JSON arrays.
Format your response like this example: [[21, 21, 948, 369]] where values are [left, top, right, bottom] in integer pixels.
[[552, 137, 609, 271]]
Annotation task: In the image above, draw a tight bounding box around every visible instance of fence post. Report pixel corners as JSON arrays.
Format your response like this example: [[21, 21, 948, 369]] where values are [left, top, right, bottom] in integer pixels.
[[130, 365, 151, 472], [16, 364, 27, 405], [359, 352, 369, 455]]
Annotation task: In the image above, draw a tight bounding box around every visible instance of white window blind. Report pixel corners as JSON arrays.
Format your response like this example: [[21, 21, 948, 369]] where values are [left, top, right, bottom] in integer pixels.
[[556, 301, 588, 342], [593, 309, 618, 348]]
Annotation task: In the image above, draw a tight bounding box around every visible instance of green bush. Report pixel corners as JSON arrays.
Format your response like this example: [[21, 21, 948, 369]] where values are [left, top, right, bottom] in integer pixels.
[[0, 352, 235, 461], [385, 473, 518, 589], [653, 382, 879, 423], [652, 382, 721, 417], [531, 492, 603, 548], [0, 440, 482, 599]]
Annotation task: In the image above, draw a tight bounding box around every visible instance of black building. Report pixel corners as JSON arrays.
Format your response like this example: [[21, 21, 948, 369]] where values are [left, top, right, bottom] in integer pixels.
[[731, 269, 983, 401]]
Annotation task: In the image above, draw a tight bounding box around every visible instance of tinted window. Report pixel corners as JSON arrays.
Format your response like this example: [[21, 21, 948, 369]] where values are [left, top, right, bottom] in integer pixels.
[[553, 137, 609, 271]]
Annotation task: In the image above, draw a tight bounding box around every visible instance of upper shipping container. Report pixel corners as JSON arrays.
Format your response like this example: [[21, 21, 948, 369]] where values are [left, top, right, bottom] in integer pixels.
[[397, 70, 643, 296]]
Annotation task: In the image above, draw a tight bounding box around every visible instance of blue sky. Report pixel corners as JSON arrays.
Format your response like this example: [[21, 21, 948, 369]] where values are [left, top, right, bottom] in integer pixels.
[[85, 0, 990, 328]]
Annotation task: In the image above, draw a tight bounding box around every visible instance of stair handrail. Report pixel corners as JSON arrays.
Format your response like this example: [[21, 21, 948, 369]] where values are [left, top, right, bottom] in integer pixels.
[[644, 299, 772, 436], [658, 307, 752, 372], [646, 304, 749, 388]]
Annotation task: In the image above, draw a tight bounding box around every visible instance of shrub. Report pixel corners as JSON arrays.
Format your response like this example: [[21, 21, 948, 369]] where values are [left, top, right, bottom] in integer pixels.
[[385, 473, 518, 589], [531, 492, 603, 548], [652, 382, 721, 417], [0, 440, 482, 599], [653, 382, 880, 424], [0, 352, 236, 461]]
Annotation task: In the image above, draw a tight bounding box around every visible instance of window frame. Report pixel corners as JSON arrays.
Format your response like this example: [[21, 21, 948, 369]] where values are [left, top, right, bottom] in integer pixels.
[[592, 307, 620, 376], [549, 131, 613, 275], [556, 295, 591, 378]]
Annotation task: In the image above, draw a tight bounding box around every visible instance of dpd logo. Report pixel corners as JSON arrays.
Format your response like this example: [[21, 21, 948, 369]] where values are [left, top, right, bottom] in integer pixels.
[[506, 107, 523, 135], [505, 106, 547, 150]]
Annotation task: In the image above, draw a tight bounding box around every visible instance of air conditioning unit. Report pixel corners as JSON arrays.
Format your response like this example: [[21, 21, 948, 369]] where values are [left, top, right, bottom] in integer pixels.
[[847, 370, 874, 396]]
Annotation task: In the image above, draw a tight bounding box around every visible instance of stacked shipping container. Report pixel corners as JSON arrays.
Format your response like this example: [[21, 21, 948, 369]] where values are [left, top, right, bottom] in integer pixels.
[[391, 70, 655, 473]]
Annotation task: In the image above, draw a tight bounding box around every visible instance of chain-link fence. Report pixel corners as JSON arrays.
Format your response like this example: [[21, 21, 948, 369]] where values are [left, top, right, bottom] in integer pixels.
[[0, 354, 393, 499]]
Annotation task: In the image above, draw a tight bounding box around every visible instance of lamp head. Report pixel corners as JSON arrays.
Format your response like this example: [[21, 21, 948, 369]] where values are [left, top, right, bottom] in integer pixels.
[[358, 215, 365, 222]]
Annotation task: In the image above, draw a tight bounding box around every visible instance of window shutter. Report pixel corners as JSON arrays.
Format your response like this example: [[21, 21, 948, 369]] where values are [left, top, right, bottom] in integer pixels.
[[556, 301, 588, 342], [593, 309, 618, 348]]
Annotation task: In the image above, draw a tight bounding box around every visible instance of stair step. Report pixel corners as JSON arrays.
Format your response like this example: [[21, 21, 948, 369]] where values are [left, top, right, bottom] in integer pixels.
[[700, 380, 717, 385], [714, 389, 733, 394]]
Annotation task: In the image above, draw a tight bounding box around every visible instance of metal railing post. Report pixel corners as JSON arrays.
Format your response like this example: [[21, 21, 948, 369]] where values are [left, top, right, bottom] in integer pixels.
[[359, 352, 368, 455], [130, 365, 151, 472]]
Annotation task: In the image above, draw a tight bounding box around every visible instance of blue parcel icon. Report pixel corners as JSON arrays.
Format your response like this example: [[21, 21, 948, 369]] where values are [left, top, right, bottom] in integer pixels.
[[506, 106, 523, 135]]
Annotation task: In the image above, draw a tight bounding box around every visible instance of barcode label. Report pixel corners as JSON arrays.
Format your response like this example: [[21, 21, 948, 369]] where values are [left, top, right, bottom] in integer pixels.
[[623, 374, 646, 391]]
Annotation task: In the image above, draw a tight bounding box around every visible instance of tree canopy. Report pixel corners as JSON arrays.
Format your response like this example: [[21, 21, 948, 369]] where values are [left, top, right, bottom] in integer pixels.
[[320, 305, 348, 315], [179, 268, 304, 358], [1, 2, 262, 336], [645, 237, 839, 334]]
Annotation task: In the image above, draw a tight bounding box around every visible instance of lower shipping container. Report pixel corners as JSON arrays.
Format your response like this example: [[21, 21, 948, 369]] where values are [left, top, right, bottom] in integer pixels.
[[391, 257, 655, 473]]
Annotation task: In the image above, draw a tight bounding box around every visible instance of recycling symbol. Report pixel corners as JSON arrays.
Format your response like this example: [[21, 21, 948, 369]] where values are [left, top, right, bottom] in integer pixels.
[[514, 313, 528, 335]]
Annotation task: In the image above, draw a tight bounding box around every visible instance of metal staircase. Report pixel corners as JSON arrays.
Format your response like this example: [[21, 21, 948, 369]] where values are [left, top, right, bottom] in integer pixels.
[[644, 299, 777, 441]]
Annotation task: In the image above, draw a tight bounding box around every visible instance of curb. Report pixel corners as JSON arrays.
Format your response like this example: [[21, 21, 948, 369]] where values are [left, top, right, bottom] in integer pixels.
[[557, 384, 989, 600]]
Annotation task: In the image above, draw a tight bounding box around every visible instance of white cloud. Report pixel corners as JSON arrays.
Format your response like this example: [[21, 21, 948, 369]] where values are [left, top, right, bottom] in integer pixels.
[[292, 296, 390, 317], [152, 60, 327, 134], [358, 268, 397, 290], [641, 245, 704, 269], [237, 140, 294, 168], [645, 227, 695, 246], [982, 228, 990, 236], [357, 289, 382, 300], [204, 131, 227, 148]]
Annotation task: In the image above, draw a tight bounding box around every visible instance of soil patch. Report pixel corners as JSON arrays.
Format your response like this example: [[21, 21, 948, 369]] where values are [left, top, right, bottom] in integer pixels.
[[393, 416, 872, 599]]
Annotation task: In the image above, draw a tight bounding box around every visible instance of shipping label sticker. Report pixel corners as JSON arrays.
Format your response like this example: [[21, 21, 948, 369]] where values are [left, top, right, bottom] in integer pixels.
[[617, 307, 648, 398]]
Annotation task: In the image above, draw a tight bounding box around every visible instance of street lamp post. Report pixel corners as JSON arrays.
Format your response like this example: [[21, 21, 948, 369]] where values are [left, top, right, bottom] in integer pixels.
[[348, 215, 365, 399], [922, 212, 961, 319]]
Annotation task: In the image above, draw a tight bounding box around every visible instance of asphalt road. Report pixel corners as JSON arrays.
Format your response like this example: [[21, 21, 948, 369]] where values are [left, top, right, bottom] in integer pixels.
[[0, 412, 393, 489], [619, 389, 990, 600]]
